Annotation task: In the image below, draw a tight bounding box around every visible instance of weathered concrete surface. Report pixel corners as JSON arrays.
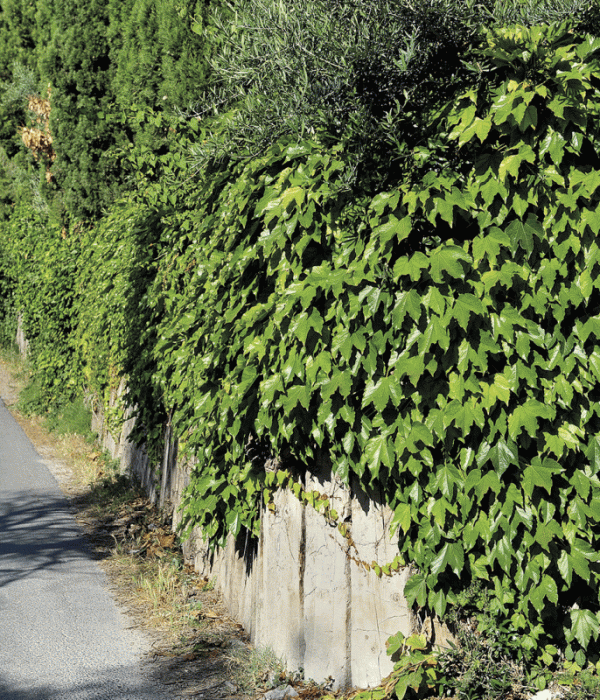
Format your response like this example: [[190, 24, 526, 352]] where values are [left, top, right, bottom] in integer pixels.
[[302, 464, 352, 687], [92, 389, 416, 690], [16, 314, 29, 358], [349, 478, 414, 687], [259, 488, 305, 672]]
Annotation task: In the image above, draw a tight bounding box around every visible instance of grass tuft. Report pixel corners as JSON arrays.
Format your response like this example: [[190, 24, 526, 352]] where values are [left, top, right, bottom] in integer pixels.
[[226, 645, 286, 695], [45, 395, 94, 438]]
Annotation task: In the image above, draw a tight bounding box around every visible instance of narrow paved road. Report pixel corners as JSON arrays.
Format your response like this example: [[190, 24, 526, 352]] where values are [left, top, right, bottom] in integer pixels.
[[0, 398, 170, 699]]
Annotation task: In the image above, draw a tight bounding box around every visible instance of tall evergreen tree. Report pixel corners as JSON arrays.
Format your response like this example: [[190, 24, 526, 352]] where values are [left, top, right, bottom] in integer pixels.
[[114, 0, 210, 113], [113, 0, 162, 113], [0, 0, 44, 221], [156, 0, 211, 108], [0, 0, 37, 81], [39, 0, 122, 220]]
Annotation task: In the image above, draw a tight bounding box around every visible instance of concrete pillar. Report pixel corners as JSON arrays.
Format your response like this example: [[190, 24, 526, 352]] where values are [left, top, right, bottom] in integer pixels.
[[349, 480, 413, 687], [255, 488, 305, 671], [302, 464, 352, 689]]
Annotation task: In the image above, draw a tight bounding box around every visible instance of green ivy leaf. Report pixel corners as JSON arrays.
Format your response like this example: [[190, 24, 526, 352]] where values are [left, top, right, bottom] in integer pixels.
[[570, 609, 600, 649], [453, 293, 485, 329], [585, 436, 600, 474], [363, 377, 389, 412], [428, 245, 472, 283], [509, 401, 553, 440], [433, 464, 461, 499], [365, 433, 394, 477], [404, 573, 427, 607], [529, 575, 558, 612], [506, 214, 543, 254], [430, 542, 465, 577], [558, 550, 573, 587], [489, 437, 519, 477], [428, 588, 448, 617], [523, 458, 562, 496], [391, 503, 412, 535]]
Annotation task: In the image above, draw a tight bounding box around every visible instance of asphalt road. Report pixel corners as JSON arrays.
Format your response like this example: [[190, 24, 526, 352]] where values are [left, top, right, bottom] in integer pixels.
[[0, 398, 170, 699]]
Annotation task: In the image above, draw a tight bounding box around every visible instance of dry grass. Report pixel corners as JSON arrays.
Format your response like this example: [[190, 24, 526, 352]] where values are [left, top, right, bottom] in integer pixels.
[[226, 645, 286, 695], [66, 474, 242, 654], [100, 537, 215, 643]]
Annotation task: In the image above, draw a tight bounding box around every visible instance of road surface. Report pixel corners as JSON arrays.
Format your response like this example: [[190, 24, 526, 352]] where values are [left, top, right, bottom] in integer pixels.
[[0, 397, 170, 699]]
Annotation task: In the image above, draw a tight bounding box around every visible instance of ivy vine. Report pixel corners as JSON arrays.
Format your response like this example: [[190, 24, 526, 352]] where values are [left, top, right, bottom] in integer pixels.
[[149, 22, 600, 669]]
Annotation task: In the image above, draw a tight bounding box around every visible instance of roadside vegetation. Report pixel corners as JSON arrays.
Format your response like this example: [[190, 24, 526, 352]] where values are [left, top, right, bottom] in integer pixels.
[[4, 0, 600, 698], [8, 336, 600, 700]]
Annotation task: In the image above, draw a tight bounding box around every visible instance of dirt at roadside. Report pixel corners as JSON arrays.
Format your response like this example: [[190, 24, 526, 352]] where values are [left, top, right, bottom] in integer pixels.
[[0, 360, 21, 407]]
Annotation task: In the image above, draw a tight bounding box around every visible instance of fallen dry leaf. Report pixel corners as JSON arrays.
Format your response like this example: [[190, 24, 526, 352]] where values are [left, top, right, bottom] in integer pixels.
[[158, 533, 175, 548], [201, 610, 221, 619]]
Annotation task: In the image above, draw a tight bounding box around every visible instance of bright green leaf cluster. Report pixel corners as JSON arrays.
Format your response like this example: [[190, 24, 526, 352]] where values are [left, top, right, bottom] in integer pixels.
[[147, 20, 600, 667]]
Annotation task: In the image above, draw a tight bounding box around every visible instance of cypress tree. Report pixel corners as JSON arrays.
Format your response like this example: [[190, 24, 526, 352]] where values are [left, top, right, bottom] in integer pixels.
[[113, 0, 162, 113], [155, 0, 211, 108], [0, 0, 44, 220], [0, 0, 37, 81], [114, 0, 210, 113], [39, 0, 122, 220]]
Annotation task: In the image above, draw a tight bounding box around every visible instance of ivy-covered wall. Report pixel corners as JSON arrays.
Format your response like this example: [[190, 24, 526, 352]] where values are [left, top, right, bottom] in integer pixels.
[[89, 387, 415, 689], [5, 0, 600, 694]]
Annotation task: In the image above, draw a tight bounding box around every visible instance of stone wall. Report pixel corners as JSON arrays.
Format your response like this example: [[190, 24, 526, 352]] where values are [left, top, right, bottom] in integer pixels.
[[16, 314, 29, 358], [91, 386, 419, 690]]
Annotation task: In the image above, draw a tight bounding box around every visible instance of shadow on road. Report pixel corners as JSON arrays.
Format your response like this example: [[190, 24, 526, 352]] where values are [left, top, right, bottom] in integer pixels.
[[0, 663, 172, 699], [0, 489, 94, 589]]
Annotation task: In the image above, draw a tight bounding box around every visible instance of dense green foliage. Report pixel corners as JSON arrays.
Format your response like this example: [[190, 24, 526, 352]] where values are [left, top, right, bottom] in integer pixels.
[[0, 0, 213, 392], [191, 0, 484, 170], [153, 15, 600, 677], [112, 0, 209, 114], [75, 109, 201, 457], [0, 205, 80, 406], [39, 0, 120, 220], [6, 0, 600, 690], [0, 0, 211, 222]]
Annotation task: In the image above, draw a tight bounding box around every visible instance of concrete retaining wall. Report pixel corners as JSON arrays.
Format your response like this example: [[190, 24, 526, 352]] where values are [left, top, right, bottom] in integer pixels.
[[90, 386, 418, 690], [16, 314, 29, 358]]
